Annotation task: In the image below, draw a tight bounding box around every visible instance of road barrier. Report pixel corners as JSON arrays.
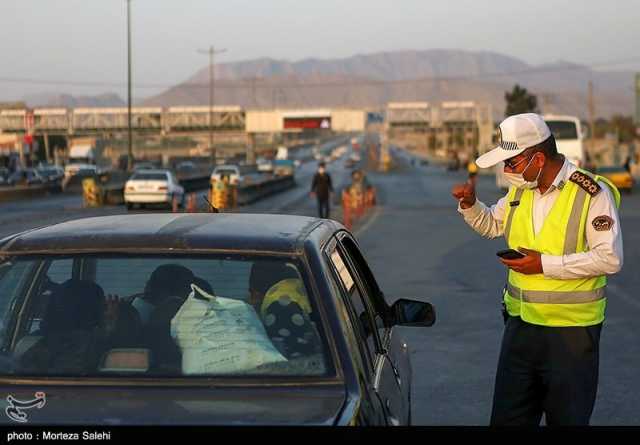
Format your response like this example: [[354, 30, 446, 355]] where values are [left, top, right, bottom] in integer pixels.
[[209, 179, 236, 210], [0, 182, 62, 203], [342, 171, 376, 230], [235, 174, 295, 206]]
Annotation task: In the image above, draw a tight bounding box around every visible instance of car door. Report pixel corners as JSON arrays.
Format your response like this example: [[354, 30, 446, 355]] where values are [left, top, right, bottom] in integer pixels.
[[336, 234, 413, 424], [324, 238, 386, 425], [331, 233, 410, 425]]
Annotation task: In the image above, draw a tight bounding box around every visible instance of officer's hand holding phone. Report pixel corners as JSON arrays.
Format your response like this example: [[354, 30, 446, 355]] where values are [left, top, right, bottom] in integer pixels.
[[498, 247, 543, 274], [451, 179, 476, 209]]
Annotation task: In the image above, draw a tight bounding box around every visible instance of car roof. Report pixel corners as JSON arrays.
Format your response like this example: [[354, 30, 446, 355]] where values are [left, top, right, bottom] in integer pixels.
[[0, 213, 340, 255]]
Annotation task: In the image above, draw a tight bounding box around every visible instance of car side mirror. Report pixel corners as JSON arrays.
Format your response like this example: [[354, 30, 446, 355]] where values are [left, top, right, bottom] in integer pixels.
[[391, 299, 435, 327]]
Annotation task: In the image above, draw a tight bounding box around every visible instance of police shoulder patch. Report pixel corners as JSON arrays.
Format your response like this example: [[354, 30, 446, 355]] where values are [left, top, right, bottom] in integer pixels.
[[569, 171, 601, 196], [592, 215, 614, 231]]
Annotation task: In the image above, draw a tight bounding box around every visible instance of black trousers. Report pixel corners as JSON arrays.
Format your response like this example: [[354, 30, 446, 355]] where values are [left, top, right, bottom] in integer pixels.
[[490, 316, 602, 426], [317, 197, 330, 219]]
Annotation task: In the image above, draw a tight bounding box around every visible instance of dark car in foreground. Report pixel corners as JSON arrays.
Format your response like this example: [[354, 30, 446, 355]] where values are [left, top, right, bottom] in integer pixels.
[[0, 214, 434, 425]]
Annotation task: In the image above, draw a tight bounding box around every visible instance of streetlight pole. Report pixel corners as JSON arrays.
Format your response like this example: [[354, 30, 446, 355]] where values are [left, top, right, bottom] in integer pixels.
[[197, 46, 227, 165], [126, 0, 133, 171]]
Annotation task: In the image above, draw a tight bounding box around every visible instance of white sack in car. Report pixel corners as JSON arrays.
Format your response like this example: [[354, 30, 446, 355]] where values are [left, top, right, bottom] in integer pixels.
[[171, 284, 286, 374]]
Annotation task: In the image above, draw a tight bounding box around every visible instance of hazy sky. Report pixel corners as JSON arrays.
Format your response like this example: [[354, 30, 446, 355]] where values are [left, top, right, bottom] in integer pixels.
[[1, 0, 638, 100]]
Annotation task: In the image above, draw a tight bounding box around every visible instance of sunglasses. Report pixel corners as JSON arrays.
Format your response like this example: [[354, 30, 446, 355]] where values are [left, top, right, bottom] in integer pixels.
[[504, 153, 533, 169]]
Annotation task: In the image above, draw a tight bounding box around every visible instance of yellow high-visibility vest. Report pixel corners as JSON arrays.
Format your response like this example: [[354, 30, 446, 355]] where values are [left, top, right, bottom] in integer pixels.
[[502, 169, 621, 327]]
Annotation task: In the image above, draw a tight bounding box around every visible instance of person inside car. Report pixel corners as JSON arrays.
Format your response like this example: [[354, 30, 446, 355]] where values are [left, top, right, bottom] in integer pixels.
[[18, 279, 116, 374], [248, 261, 320, 359], [134, 264, 196, 372]]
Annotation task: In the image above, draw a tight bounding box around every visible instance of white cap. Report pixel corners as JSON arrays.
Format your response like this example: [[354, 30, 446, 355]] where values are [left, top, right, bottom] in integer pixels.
[[475, 113, 552, 168]]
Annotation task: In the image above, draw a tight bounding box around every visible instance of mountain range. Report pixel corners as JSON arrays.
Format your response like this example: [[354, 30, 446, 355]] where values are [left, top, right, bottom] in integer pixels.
[[24, 50, 636, 120]]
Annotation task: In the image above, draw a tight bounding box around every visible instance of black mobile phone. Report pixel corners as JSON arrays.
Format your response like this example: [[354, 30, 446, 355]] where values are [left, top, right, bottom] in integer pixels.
[[496, 249, 526, 260]]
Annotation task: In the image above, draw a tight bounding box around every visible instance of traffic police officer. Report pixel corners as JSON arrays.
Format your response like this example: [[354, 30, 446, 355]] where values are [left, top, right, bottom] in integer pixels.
[[452, 113, 623, 426]]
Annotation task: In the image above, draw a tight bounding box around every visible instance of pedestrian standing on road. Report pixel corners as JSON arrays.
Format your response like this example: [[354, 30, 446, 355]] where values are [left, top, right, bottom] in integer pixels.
[[451, 113, 623, 426], [310, 162, 333, 218]]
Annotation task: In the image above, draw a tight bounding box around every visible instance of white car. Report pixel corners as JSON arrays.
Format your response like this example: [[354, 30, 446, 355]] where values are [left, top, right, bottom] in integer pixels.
[[210, 165, 243, 185], [64, 163, 97, 179], [256, 158, 274, 173], [124, 169, 184, 210]]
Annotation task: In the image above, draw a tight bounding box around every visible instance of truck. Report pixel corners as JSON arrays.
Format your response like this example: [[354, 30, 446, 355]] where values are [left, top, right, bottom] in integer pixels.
[[273, 145, 295, 176]]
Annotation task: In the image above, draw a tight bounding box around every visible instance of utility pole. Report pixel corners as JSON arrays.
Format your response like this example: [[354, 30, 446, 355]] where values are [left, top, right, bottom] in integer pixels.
[[197, 46, 227, 165], [588, 81, 595, 152], [126, 0, 133, 171]]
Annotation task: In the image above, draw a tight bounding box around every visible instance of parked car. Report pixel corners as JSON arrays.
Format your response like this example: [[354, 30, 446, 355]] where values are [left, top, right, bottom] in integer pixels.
[[64, 163, 97, 180], [596, 166, 634, 194], [344, 158, 355, 169], [0, 168, 13, 186], [0, 214, 434, 425], [8, 169, 45, 186], [210, 165, 244, 185], [175, 161, 197, 176], [124, 169, 184, 210], [256, 157, 274, 173], [36, 165, 64, 183]]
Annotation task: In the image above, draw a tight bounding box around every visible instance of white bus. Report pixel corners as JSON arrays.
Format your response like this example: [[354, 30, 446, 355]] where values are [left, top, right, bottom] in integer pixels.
[[543, 114, 586, 168], [496, 114, 586, 189]]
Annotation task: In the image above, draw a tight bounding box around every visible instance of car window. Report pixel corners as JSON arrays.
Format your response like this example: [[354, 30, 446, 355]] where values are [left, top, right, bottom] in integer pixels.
[[0, 260, 35, 348], [326, 246, 374, 376], [329, 247, 377, 364], [46, 259, 73, 284], [339, 237, 388, 335], [130, 173, 168, 181], [0, 255, 331, 379]]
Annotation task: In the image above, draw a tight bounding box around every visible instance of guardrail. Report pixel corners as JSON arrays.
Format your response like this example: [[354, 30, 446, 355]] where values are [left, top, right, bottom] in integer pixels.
[[0, 182, 63, 203], [236, 174, 295, 206]]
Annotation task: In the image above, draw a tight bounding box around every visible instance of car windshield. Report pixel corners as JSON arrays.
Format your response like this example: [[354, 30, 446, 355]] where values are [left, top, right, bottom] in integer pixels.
[[130, 173, 168, 181], [0, 254, 330, 379], [214, 168, 237, 176], [546, 121, 579, 140]]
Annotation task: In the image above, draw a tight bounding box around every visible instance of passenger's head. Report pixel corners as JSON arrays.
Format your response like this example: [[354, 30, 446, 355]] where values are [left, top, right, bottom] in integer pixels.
[[144, 264, 195, 304], [260, 278, 310, 318], [44, 279, 106, 334], [248, 261, 299, 308]]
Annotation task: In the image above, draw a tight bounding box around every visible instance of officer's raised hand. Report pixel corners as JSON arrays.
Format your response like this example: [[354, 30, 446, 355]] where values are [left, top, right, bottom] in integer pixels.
[[451, 180, 476, 209], [499, 247, 543, 274]]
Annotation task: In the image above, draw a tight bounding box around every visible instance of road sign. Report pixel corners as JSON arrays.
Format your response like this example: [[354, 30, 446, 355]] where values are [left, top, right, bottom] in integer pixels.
[[283, 117, 332, 130]]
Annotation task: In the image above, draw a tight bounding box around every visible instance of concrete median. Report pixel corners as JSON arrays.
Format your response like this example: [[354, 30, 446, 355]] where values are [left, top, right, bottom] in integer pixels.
[[236, 175, 296, 206], [0, 183, 63, 203]]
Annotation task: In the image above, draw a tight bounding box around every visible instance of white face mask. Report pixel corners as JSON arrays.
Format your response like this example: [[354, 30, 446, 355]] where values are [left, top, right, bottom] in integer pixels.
[[504, 155, 543, 190]]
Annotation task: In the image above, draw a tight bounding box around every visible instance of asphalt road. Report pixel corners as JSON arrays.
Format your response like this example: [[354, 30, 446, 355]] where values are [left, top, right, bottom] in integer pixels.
[[0, 136, 356, 240], [354, 147, 640, 425], [0, 137, 638, 425]]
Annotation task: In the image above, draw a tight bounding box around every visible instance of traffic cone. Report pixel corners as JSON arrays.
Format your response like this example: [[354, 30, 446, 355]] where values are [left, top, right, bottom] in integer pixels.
[[187, 193, 197, 212]]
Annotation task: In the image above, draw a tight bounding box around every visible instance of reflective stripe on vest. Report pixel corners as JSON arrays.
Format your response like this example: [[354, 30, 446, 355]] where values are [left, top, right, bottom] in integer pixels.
[[507, 283, 604, 304], [501, 169, 619, 327]]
